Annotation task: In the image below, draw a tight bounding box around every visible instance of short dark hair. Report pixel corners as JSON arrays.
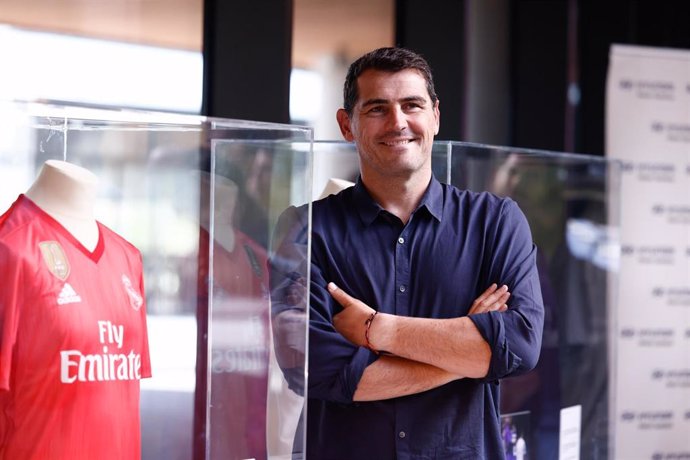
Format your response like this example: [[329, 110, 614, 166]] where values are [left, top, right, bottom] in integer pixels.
[[343, 47, 438, 115]]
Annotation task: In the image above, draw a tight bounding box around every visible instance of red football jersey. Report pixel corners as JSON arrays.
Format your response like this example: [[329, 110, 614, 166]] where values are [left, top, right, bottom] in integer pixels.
[[0, 195, 152, 460]]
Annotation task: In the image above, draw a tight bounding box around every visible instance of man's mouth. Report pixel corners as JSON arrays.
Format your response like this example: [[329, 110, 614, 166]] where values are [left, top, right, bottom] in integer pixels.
[[382, 139, 414, 146]]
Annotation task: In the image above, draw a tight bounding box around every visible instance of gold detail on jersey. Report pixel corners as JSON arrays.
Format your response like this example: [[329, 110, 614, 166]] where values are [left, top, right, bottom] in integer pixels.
[[39, 241, 70, 281]]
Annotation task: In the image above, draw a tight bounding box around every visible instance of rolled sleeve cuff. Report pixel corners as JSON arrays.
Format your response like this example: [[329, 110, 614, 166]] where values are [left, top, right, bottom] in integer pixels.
[[469, 311, 522, 381], [340, 346, 380, 402]]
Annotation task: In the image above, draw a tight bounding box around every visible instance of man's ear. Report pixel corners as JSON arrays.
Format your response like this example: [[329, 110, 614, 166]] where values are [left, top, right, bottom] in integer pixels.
[[336, 108, 355, 142], [433, 99, 441, 135]]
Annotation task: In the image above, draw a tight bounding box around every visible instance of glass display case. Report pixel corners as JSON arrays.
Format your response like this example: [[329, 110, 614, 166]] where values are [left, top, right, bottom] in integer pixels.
[[448, 143, 620, 460], [0, 100, 311, 460], [312, 140, 621, 460]]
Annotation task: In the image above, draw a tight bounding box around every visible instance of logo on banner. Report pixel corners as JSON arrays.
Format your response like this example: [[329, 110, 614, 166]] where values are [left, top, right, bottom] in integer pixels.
[[670, 288, 690, 306], [651, 204, 690, 224], [668, 123, 690, 142], [620, 410, 674, 430], [621, 328, 635, 338], [620, 327, 674, 347], [652, 121, 665, 132], [637, 162, 676, 182], [39, 241, 70, 281], [637, 80, 674, 100], [650, 368, 690, 388], [617, 78, 674, 99], [652, 286, 690, 300], [621, 161, 635, 173], [651, 369, 664, 380], [651, 121, 690, 143], [619, 79, 633, 90], [622, 245, 675, 264], [652, 452, 690, 460]]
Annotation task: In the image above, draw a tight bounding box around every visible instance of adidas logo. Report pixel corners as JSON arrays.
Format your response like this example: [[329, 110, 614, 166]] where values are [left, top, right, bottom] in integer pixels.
[[57, 283, 82, 305]]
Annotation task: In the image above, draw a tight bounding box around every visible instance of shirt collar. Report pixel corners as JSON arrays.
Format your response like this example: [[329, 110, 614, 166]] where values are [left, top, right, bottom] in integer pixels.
[[419, 176, 444, 222], [352, 175, 444, 226]]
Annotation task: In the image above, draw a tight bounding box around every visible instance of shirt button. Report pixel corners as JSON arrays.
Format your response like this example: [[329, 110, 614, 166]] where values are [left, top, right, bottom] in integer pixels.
[[399, 285, 406, 293], [398, 237, 405, 244], [398, 431, 406, 439]]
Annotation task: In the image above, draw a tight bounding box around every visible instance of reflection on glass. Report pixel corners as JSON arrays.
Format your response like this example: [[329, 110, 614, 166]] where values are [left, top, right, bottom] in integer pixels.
[[268, 203, 309, 460], [209, 140, 311, 460], [308, 140, 619, 460], [450, 144, 617, 460]]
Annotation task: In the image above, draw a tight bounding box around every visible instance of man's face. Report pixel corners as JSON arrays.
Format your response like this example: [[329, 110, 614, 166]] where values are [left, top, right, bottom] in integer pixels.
[[337, 69, 440, 181]]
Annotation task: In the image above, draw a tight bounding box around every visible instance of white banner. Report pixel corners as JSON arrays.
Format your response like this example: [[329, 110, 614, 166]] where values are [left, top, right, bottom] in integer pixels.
[[606, 44, 690, 459]]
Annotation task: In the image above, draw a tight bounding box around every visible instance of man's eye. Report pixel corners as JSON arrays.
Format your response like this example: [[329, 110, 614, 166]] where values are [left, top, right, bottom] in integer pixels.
[[404, 103, 422, 111], [364, 106, 386, 116]]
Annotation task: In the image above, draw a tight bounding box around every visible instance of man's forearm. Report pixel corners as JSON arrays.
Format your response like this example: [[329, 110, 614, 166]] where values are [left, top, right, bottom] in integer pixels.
[[370, 314, 491, 378], [329, 282, 503, 379], [353, 354, 460, 401]]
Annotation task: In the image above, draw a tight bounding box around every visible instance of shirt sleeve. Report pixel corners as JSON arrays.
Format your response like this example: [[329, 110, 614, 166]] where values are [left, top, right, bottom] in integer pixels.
[[469, 198, 545, 381], [0, 242, 22, 390], [307, 259, 379, 403], [269, 206, 376, 403]]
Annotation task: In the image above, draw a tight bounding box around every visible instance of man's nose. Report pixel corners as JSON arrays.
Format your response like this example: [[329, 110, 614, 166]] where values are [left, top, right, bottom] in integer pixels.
[[386, 106, 407, 131]]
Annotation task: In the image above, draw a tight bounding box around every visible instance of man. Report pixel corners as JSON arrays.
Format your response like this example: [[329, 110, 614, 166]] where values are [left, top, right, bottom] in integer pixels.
[[271, 47, 544, 459]]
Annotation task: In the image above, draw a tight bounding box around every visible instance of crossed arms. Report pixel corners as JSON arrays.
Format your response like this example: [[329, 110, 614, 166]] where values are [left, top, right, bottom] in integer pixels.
[[269, 199, 545, 404], [328, 282, 510, 401]]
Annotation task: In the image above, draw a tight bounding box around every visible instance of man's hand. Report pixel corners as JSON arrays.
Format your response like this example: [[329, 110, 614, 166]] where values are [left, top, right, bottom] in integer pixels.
[[469, 283, 510, 315], [329, 282, 510, 348], [329, 282, 375, 348]]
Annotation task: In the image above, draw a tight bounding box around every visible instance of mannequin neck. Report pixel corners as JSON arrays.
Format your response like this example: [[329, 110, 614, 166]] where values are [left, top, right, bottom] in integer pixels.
[[25, 160, 100, 251]]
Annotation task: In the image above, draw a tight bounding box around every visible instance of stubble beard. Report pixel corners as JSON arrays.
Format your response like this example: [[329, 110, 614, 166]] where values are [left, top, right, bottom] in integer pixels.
[[361, 144, 431, 185]]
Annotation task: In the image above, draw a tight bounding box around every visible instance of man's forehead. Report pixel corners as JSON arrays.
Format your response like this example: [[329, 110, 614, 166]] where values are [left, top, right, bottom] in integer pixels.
[[355, 69, 431, 102], [357, 68, 427, 86]]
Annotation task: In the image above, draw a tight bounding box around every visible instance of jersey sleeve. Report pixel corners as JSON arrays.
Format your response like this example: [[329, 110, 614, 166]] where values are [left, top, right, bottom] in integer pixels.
[[0, 242, 23, 390], [136, 252, 152, 379]]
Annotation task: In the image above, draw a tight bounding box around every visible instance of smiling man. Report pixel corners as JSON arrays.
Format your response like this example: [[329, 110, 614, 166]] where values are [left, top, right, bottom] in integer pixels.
[[270, 47, 544, 460]]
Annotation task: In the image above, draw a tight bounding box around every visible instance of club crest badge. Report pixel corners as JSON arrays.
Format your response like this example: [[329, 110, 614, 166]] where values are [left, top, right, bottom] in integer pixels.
[[121, 274, 144, 311], [39, 241, 70, 281]]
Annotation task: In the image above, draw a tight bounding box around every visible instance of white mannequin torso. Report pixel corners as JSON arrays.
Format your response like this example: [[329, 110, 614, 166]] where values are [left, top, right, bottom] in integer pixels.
[[25, 160, 100, 251]]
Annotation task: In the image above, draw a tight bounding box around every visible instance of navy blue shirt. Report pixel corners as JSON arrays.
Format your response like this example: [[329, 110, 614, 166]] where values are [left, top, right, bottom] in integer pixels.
[[270, 176, 544, 460]]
